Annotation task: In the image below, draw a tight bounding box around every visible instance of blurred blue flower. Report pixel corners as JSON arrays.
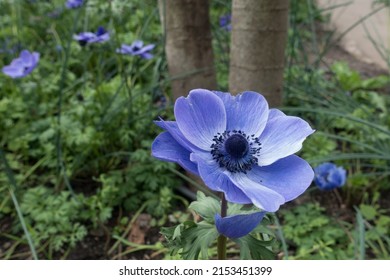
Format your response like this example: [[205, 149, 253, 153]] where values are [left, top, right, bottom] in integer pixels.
[[152, 89, 315, 212], [116, 40, 155, 59], [314, 162, 346, 190], [73, 27, 110, 46], [219, 14, 231, 31], [2, 50, 39, 78], [66, 0, 83, 9], [215, 211, 265, 238]]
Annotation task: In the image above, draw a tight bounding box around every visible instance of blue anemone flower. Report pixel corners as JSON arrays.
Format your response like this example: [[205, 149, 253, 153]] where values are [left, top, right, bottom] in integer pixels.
[[152, 89, 315, 212], [314, 162, 346, 190], [2, 50, 39, 78], [73, 27, 110, 46], [66, 0, 83, 9], [116, 40, 155, 59]]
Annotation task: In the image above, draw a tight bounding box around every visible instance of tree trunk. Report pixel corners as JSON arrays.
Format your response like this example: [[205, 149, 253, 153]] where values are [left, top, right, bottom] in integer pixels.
[[228, 0, 289, 107], [158, 0, 217, 100]]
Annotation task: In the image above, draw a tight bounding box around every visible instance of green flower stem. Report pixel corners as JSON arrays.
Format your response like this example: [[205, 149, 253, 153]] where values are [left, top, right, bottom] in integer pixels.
[[217, 193, 227, 260]]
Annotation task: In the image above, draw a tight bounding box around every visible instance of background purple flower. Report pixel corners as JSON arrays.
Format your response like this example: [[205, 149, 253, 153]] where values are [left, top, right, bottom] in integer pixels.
[[2, 50, 40, 78], [152, 89, 315, 212], [314, 162, 346, 190], [66, 0, 83, 9], [73, 27, 110, 46], [219, 14, 232, 31], [116, 40, 155, 59]]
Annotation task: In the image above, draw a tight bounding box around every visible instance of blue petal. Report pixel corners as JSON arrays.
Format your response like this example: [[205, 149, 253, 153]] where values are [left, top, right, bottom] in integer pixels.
[[91, 32, 110, 43], [268, 108, 285, 120], [132, 40, 144, 49], [142, 44, 155, 51], [215, 212, 266, 239], [73, 32, 95, 42], [140, 52, 153, 60], [257, 114, 315, 166], [154, 119, 198, 152], [2, 65, 24, 78], [96, 26, 107, 36], [175, 89, 226, 150], [20, 50, 33, 66], [314, 162, 335, 174], [214, 91, 269, 137], [229, 172, 285, 212], [32, 52, 40, 66], [152, 131, 198, 175], [333, 167, 347, 186], [190, 152, 252, 204], [247, 155, 314, 202], [116, 44, 133, 54]]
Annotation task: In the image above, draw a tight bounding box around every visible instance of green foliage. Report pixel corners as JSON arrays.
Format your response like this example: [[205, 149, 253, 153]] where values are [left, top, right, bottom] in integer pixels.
[[0, 0, 176, 257], [280, 203, 353, 259], [358, 204, 390, 259], [374, 0, 390, 7], [188, 191, 220, 223], [20, 186, 88, 252], [290, 0, 324, 25], [162, 221, 219, 260], [283, 0, 390, 259], [235, 235, 275, 260], [301, 133, 337, 162], [288, 61, 390, 204], [97, 145, 179, 217]]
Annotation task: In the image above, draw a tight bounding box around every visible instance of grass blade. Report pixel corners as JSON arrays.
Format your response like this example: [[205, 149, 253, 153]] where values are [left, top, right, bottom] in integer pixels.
[[0, 148, 38, 260]]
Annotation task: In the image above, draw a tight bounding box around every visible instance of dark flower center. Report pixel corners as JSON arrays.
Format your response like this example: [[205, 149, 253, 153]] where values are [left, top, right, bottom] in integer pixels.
[[79, 40, 88, 46], [224, 134, 249, 159], [133, 46, 140, 52], [96, 27, 106, 36], [210, 130, 261, 174]]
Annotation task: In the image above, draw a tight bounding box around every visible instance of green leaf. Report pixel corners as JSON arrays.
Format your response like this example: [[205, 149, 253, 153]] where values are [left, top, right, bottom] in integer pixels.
[[161, 221, 219, 260], [227, 203, 260, 216], [359, 204, 377, 220], [188, 191, 220, 222], [181, 222, 219, 260], [234, 235, 276, 260]]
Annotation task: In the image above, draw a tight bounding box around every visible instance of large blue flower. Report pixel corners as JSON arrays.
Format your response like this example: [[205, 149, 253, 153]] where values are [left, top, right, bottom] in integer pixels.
[[152, 89, 315, 212], [314, 162, 346, 190], [2, 50, 39, 78]]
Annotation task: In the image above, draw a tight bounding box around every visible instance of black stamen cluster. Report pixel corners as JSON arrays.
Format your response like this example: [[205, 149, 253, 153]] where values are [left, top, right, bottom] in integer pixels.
[[210, 130, 261, 173]]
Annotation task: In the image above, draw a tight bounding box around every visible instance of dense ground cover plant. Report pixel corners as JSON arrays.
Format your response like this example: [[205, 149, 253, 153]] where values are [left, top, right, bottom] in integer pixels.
[[0, 0, 178, 258]]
